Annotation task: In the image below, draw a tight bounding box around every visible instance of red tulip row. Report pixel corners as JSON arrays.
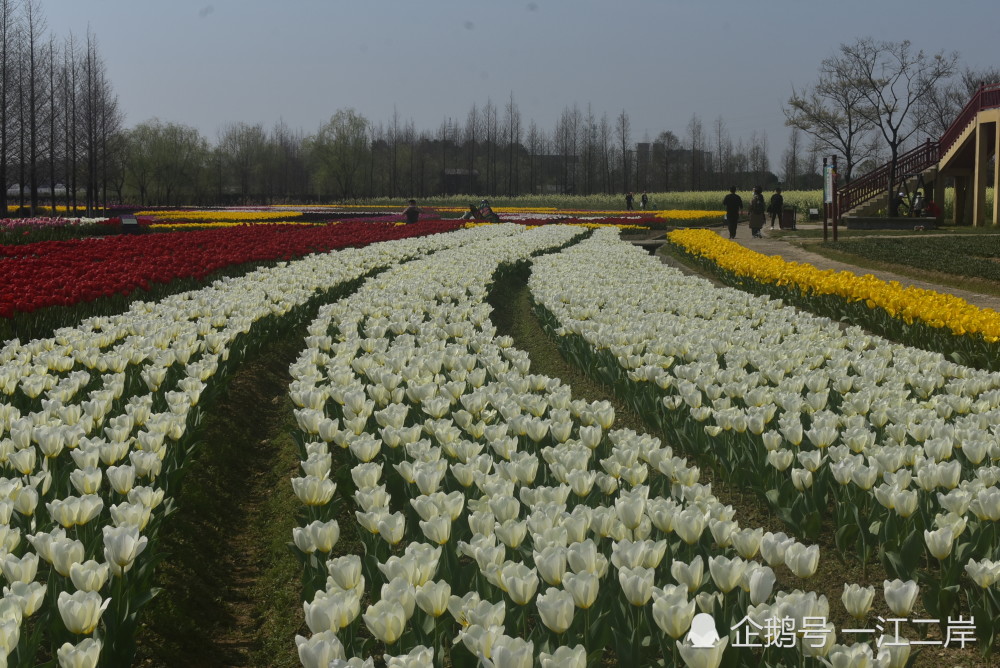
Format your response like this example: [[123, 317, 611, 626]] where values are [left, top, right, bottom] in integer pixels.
[[0, 220, 461, 317]]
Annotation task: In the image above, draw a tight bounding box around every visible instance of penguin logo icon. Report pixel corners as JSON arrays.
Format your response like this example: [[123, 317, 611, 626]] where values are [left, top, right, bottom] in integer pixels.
[[687, 613, 721, 648]]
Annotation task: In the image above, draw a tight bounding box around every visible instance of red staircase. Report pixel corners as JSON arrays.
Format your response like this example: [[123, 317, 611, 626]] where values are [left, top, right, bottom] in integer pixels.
[[836, 82, 1000, 216]]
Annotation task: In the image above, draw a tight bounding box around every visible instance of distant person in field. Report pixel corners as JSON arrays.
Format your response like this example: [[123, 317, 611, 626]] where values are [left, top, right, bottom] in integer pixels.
[[723, 186, 743, 239], [640, 192, 648, 209], [402, 199, 421, 224], [748, 185, 766, 238], [767, 187, 783, 229], [625, 192, 634, 211]]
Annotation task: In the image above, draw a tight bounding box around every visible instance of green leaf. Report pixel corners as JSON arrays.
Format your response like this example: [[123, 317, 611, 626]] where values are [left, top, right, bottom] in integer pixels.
[[836, 524, 859, 554], [900, 529, 924, 577], [882, 550, 904, 580]]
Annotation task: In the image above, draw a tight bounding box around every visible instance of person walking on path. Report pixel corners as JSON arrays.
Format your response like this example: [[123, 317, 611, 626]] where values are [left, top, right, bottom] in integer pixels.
[[625, 192, 634, 211], [723, 186, 743, 239], [748, 185, 766, 238], [767, 187, 784, 229], [640, 192, 648, 210], [402, 199, 421, 224]]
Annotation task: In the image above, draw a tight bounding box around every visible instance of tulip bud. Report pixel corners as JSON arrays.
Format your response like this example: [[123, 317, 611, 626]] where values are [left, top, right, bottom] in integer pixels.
[[883, 579, 919, 616], [295, 631, 344, 668], [56, 637, 102, 668], [539, 644, 586, 668], [362, 599, 407, 645], [57, 590, 110, 635], [536, 588, 575, 633], [842, 583, 875, 620]]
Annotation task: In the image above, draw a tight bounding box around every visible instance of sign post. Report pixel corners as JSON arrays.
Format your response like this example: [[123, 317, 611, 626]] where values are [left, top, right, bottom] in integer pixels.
[[831, 156, 839, 242], [822, 158, 830, 241]]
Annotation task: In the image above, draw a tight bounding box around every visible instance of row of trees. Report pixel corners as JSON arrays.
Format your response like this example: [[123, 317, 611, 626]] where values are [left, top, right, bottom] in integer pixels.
[[1, 0, 120, 216], [113, 104, 797, 207]]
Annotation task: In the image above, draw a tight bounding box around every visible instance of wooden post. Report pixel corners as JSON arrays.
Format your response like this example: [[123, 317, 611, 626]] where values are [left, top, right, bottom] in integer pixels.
[[993, 119, 1000, 226], [973, 120, 990, 226]]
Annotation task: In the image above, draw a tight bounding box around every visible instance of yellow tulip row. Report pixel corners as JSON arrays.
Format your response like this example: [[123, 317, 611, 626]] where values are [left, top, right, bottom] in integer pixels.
[[135, 210, 301, 221], [653, 210, 722, 220], [668, 229, 1000, 343]]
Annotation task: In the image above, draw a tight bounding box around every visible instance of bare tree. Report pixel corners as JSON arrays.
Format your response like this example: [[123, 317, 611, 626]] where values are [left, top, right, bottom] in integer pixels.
[[504, 92, 521, 195], [20, 0, 46, 213], [46, 32, 58, 210], [782, 127, 803, 188], [654, 130, 679, 192], [918, 65, 1000, 139], [483, 98, 498, 193], [784, 50, 878, 182], [60, 33, 80, 213], [616, 109, 630, 193], [464, 103, 478, 195], [599, 113, 612, 193], [0, 0, 18, 215], [749, 130, 769, 185], [686, 114, 705, 190], [527, 121, 542, 194], [713, 116, 732, 189], [581, 105, 597, 195], [838, 37, 957, 214]]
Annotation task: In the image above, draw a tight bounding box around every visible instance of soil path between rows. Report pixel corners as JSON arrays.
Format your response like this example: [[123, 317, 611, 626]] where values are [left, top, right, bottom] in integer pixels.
[[135, 336, 305, 668]]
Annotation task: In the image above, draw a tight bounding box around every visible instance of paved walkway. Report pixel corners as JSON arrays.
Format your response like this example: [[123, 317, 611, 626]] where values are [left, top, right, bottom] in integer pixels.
[[673, 222, 1000, 313]]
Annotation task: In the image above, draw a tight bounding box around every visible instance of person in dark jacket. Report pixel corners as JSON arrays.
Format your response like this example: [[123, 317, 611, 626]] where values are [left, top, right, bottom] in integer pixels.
[[723, 186, 743, 239], [768, 187, 784, 229], [748, 185, 766, 238], [402, 199, 421, 224]]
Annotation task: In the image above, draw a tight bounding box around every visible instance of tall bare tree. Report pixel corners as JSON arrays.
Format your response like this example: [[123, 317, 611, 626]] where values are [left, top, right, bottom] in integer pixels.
[[46, 32, 58, 210], [0, 0, 18, 215], [21, 0, 46, 213], [599, 113, 613, 193], [504, 92, 521, 195], [61, 33, 78, 212], [464, 103, 478, 194], [616, 109, 630, 193], [782, 127, 803, 188], [918, 65, 1000, 139], [784, 49, 878, 183], [838, 37, 957, 214], [686, 113, 705, 190]]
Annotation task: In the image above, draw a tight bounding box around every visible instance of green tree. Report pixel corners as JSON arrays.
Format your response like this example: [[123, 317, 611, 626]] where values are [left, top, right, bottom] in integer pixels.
[[308, 108, 369, 200], [123, 119, 206, 206]]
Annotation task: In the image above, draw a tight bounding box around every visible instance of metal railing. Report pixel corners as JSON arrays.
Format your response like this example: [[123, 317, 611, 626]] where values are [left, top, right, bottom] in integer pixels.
[[939, 82, 1000, 158], [837, 140, 939, 214]]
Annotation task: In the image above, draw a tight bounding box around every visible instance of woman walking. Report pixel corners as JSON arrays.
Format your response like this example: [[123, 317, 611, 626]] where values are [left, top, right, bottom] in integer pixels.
[[748, 185, 766, 238]]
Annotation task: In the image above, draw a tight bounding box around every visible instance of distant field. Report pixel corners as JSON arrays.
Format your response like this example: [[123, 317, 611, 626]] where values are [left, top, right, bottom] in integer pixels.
[[361, 190, 825, 212]]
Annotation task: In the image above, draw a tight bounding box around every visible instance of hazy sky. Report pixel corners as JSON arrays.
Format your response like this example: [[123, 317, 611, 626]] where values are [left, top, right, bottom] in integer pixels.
[[46, 0, 1000, 167]]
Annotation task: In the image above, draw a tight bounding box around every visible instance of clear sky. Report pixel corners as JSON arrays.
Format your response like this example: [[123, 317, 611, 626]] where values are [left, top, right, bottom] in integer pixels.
[[45, 0, 1000, 167]]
